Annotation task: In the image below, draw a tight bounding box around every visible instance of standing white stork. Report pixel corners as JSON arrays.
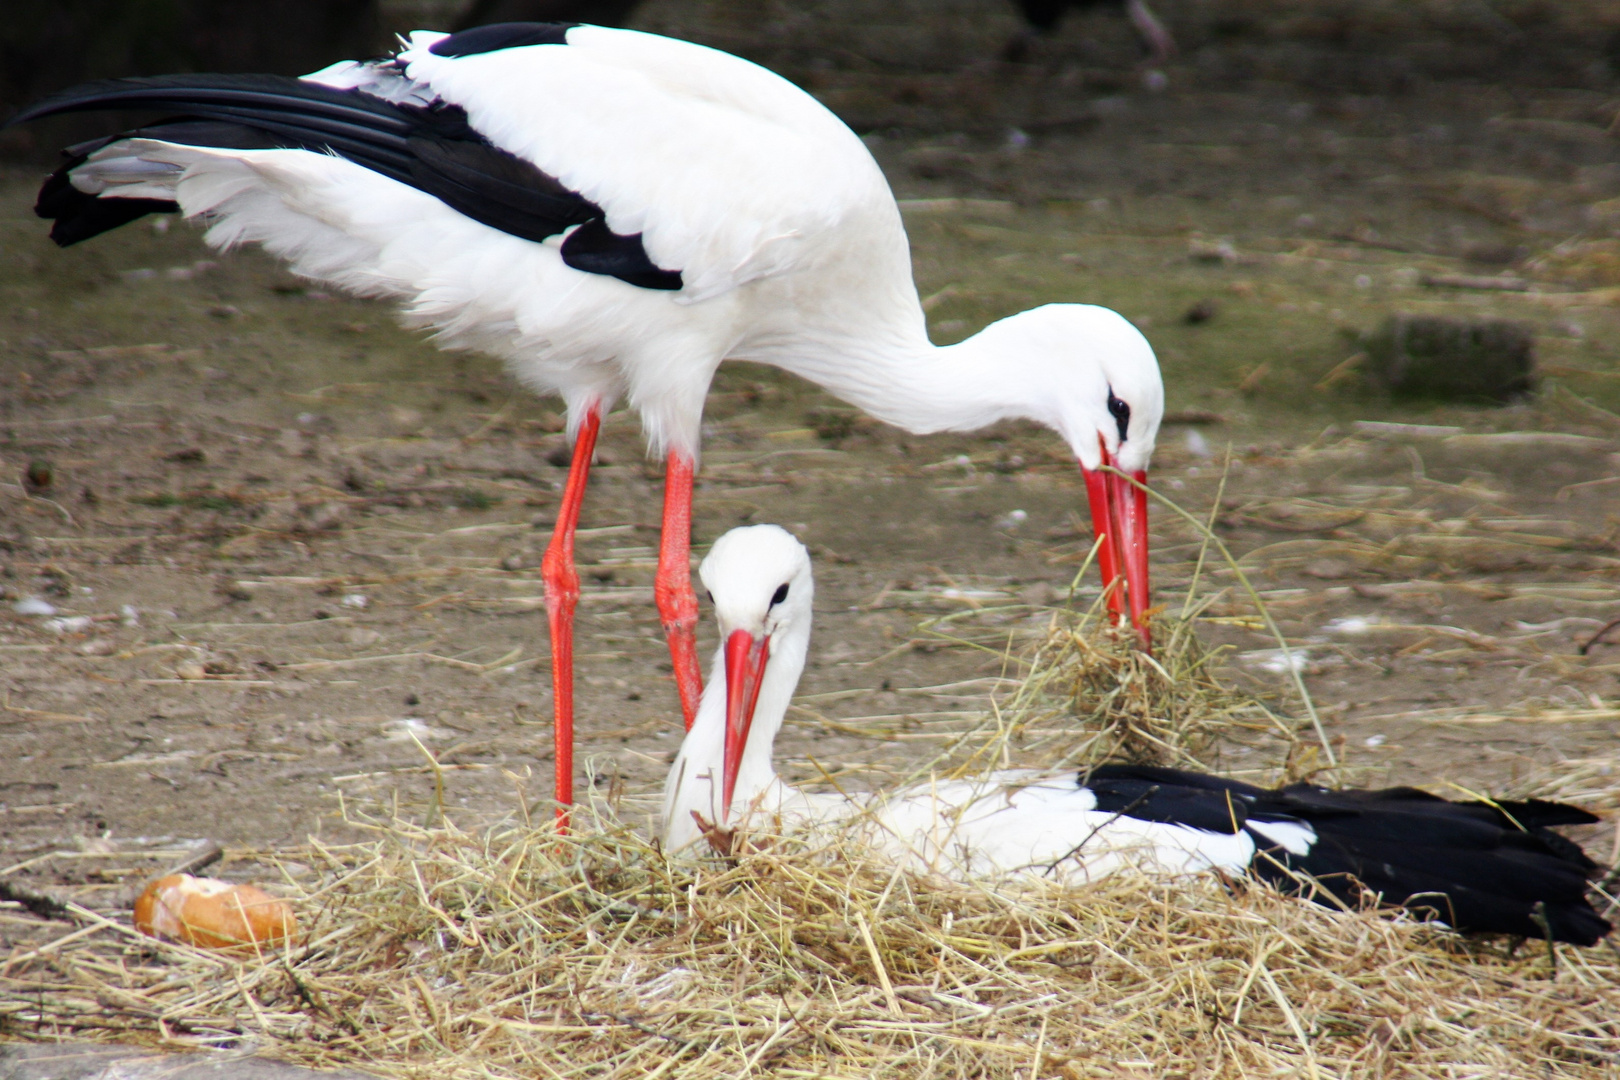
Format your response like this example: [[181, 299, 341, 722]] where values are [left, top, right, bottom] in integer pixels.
[[665, 524, 1612, 946], [9, 22, 1159, 817]]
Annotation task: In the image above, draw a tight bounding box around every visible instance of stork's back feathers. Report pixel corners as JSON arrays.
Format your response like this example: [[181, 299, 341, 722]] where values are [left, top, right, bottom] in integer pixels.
[[13, 65, 679, 289], [6, 23, 925, 457]]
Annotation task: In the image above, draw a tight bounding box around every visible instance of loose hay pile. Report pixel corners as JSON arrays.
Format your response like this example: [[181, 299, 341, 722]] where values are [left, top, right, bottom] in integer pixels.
[[997, 612, 1299, 774], [3, 615, 1617, 1079]]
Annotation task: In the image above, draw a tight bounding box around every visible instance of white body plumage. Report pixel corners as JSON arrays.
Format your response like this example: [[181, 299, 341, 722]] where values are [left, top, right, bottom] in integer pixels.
[[62, 26, 1160, 469]]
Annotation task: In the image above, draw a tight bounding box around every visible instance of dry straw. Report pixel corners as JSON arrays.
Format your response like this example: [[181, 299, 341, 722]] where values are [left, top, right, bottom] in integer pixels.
[[5, 792, 1619, 1079]]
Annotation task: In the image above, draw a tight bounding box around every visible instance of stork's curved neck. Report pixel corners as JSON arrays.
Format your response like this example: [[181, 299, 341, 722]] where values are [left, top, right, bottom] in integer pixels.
[[762, 317, 1059, 440], [731, 211, 1069, 443]]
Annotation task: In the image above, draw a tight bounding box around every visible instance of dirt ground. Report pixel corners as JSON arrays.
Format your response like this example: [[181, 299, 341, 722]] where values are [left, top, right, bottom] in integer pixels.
[[3, 0, 1620, 905]]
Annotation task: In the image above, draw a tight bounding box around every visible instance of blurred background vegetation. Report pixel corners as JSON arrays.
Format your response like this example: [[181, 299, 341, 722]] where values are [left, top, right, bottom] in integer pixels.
[[4, 0, 1618, 157]]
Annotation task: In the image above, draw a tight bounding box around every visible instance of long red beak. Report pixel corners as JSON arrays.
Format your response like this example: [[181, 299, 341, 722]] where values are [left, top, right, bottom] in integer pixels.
[[722, 628, 770, 819], [1082, 436, 1151, 649]]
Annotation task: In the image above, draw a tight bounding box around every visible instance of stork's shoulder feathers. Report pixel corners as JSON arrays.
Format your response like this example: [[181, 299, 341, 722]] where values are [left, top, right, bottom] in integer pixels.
[[389, 26, 895, 302]]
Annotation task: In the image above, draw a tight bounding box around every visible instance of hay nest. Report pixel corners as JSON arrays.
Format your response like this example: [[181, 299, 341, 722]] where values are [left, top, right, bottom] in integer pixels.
[[3, 618, 1617, 1079], [6, 812, 1618, 1079]]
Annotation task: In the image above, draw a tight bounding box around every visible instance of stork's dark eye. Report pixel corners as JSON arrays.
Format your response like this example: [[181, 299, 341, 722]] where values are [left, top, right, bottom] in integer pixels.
[[770, 583, 789, 606], [1106, 392, 1130, 444], [705, 589, 713, 604]]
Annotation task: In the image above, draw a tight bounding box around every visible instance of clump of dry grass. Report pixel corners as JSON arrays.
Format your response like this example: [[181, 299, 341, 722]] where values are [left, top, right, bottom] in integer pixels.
[[997, 610, 1299, 774], [5, 798, 1617, 1079]]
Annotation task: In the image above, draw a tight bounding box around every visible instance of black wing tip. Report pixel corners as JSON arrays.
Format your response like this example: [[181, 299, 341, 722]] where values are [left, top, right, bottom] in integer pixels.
[[429, 22, 578, 57], [1500, 798, 1603, 828], [6, 86, 106, 128], [40, 190, 178, 248], [1253, 855, 1613, 945], [1542, 904, 1613, 947]]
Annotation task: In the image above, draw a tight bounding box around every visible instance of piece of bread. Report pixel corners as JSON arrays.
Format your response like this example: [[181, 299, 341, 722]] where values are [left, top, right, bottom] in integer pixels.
[[133, 874, 298, 950]]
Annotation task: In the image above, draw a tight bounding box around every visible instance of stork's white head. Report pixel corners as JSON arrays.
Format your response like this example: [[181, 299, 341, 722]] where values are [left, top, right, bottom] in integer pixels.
[[700, 525, 815, 646], [974, 304, 1162, 642], [980, 303, 1163, 473], [697, 525, 814, 818]]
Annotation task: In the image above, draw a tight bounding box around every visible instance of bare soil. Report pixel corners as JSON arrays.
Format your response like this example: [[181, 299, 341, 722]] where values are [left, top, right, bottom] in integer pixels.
[[3, 0, 1620, 904]]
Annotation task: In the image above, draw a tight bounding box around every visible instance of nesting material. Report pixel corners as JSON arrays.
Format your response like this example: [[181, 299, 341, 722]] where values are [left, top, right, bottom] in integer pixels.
[[4, 617, 1615, 1080], [9, 809, 1618, 1080], [999, 612, 1294, 771], [1361, 314, 1536, 402], [132, 874, 298, 951]]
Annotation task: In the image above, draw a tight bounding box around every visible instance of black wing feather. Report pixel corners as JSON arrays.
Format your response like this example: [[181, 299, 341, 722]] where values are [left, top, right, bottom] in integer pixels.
[[1085, 763, 1271, 800], [1084, 774, 1248, 834], [8, 74, 419, 137], [1080, 763, 1610, 945], [560, 218, 683, 290], [35, 118, 292, 245], [1254, 827, 1609, 946], [407, 136, 598, 243], [36, 179, 176, 247], [8, 71, 684, 290]]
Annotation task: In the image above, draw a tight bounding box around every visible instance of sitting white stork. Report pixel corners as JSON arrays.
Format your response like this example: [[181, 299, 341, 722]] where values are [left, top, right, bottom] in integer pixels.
[[8, 23, 1158, 818], [664, 524, 1612, 946]]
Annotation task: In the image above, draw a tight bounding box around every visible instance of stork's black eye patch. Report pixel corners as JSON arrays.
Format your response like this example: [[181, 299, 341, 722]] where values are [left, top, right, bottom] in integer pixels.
[[1106, 392, 1130, 443], [770, 584, 789, 606]]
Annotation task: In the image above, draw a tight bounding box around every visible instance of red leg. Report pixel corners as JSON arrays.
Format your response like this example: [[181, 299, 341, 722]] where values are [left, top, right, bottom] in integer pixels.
[[656, 452, 703, 729], [542, 405, 602, 825]]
